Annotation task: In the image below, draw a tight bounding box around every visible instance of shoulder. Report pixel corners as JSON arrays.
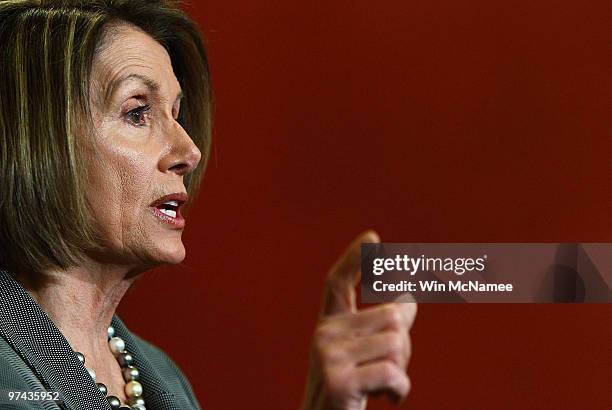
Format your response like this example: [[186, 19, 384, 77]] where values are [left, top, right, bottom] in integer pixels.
[[0, 338, 56, 409], [0, 338, 40, 389]]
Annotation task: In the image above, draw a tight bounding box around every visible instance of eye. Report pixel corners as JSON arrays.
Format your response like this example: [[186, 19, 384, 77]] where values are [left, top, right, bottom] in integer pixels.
[[125, 104, 151, 127]]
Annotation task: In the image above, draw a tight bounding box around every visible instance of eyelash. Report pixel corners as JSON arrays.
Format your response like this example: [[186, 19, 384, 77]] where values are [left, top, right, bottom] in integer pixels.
[[125, 104, 151, 127]]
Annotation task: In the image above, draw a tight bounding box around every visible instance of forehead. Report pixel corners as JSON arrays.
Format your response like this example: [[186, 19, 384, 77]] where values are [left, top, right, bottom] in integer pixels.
[[92, 24, 180, 99]]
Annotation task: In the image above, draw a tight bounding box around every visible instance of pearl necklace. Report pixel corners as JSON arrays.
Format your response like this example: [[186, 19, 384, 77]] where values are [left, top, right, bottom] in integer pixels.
[[75, 326, 146, 410]]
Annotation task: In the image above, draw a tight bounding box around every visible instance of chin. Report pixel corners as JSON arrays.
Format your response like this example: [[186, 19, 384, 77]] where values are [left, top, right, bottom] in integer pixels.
[[136, 236, 187, 266], [157, 242, 186, 265]]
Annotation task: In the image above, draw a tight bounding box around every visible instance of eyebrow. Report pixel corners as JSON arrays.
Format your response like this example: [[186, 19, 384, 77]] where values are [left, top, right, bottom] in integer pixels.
[[103, 73, 183, 107]]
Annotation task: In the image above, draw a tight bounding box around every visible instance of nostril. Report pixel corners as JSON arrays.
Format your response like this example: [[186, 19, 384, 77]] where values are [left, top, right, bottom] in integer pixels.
[[169, 163, 189, 175]]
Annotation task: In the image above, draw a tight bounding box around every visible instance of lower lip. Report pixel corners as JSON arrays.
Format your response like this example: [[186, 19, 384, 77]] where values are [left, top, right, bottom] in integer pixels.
[[149, 207, 185, 229]]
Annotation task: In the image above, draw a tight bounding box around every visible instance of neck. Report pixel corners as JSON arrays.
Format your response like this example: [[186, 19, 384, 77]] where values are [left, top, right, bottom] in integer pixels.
[[13, 261, 142, 361]]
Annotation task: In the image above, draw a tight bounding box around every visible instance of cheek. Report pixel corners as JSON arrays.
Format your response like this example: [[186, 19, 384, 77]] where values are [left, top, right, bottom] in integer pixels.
[[115, 154, 158, 232], [88, 147, 157, 237], [117, 155, 155, 209]]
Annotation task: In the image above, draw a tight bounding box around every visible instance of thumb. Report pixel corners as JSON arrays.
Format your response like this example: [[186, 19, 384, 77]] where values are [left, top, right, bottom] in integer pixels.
[[320, 230, 381, 317]]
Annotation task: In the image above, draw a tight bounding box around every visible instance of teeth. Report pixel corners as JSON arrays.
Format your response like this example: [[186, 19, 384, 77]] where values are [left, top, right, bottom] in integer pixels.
[[164, 200, 179, 207], [159, 209, 177, 218]]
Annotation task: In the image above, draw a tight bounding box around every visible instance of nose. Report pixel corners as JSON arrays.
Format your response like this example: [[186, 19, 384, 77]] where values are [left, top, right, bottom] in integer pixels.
[[159, 121, 202, 176]]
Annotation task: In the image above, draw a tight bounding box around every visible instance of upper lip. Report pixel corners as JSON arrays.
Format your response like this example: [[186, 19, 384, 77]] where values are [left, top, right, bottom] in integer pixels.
[[149, 192, 188, 208]]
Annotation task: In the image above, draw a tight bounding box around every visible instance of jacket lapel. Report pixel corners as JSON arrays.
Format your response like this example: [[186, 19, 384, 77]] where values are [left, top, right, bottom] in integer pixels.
[[0, 270, 110, 410], [110, 317, 185, 410], [0, 270, 193, 410]]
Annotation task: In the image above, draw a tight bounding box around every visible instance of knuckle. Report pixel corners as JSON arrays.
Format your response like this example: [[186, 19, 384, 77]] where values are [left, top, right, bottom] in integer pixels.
[[383, 305, 403, 328], [404, 375, 412, 396], [389, 334, 407, 366], [396, 374, 411, 399], [319, 345, 344, 365], [405, 336, 412, 359], [323, 368, 352, 396], [385, 332, 403, 355], [401, 339, 411, 367], [379, 361, 398, 384]]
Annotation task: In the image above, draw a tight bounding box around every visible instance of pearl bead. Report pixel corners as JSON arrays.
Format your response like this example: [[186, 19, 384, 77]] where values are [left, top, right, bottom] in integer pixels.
[[118, 351, 134, 367], [107, 395, 121, 409], [122, 365, 139, 382], [109, 337, 126, 355], [73, 333, 148, 407], [87, 367, 96, 382], [75, 352, 85, 364], [128, 396, 145, 406], [97, 383, 107, 395], [125, 380, 143, 398]]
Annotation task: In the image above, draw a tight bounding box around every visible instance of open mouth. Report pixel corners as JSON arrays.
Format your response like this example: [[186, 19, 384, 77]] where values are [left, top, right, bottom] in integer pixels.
[[149, 193, 188, 227], [158, 200, 179, 218]]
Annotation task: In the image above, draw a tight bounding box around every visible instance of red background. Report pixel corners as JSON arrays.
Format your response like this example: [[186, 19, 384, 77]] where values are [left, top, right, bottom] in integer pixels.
[[118, 1, 612, 409]]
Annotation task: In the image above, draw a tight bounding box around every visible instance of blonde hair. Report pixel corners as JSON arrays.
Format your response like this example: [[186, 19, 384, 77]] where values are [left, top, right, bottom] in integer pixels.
[[0, 0, 213, 273]]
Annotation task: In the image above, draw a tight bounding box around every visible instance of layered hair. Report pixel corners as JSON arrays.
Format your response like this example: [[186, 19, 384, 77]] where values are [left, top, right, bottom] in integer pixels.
[[0, 0, 213, 273]]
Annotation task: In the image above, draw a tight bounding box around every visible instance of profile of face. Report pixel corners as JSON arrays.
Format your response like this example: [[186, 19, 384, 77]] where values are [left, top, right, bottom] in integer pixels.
[[85, 24, 201, 269]]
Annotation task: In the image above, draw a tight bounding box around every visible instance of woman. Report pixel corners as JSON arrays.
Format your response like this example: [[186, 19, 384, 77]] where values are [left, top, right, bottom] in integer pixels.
[[0, 1, 416, 409]]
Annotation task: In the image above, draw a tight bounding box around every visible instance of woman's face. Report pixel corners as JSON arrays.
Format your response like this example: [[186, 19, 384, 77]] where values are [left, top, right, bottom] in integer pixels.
[[86, 24, 201, 268]]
